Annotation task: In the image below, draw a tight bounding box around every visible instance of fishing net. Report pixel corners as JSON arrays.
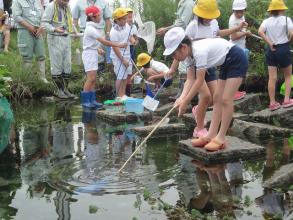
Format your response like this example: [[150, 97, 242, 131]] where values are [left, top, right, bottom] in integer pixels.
[[137, 21, 156, 54]]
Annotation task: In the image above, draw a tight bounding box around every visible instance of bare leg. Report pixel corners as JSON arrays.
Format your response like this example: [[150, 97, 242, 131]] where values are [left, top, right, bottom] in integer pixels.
[[205, 80, 226, 139], [83, 70, 97, 91], [215, 78, 242, 143], [281, 64, 292, 102], [268, 66, 278, 105], [116, 79, 127, 97], [196, 82, 212, 130], [3, 29, 10, 52]]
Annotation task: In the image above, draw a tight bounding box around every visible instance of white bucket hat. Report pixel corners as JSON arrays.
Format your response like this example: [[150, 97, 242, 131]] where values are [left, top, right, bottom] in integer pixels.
[[232, 0, 247, 10], [163, 27, 186, 56]]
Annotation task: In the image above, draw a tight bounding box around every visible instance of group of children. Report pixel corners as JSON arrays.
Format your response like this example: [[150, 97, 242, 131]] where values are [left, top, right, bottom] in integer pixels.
[[80, 0, 293, 151]]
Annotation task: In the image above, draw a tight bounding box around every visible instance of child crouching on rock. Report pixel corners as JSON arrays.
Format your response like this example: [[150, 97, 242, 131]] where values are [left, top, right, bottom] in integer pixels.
[[164, 27, 248, 151], [258, 0, 293, 111], [136, 53, 173, 90], [81, 6, 126, 109]]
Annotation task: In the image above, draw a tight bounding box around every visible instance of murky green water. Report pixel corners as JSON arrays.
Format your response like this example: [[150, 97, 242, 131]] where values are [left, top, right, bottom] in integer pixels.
[[0, 100, 293, 220]]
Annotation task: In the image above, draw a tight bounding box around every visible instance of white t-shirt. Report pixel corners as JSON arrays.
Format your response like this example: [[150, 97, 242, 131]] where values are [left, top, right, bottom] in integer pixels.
[[110, 23, 132, 60], [83, 21, 103, 50], [185, 38, 234, 70], [0, 0, 3, 10], [142, 59, 169, 74], [130, 23, 138, 36], [260, 16, 293, 45], [229, 14, 246, 49], [185, 17, 219, 40]]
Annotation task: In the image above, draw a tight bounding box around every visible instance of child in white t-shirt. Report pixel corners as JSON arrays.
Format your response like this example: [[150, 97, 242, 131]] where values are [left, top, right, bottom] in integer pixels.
[[136, 53, 172, 90], [110, 8, 136, 99], [164, 27, 248, 151], [81, 6, 126, 109], [258, 0, 293, 111], [125, 8, 138, 96]]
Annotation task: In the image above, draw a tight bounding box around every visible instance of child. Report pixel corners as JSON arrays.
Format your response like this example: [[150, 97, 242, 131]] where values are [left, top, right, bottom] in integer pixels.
[[81, 6, 127, 108], [0, 9, 10, 52], [136, 53, 172, 90], [229, 0, 251, 100], [125, 8, 139, 96], [164, 27, 248, 151], [110, 8, 136, 99], [183, 0, 247, 138], [258, 0, 293, 111]]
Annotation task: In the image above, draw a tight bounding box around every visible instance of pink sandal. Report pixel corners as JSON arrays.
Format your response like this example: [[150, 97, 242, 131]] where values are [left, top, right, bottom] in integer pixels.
[[268, 102, 281, 111], [282, 99, 293, 108], [193, 127, 208, 138], [234, 91, 246, 101]]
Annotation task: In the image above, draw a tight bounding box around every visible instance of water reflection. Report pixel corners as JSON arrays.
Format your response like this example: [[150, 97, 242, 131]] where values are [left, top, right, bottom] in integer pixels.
[[189, 160, 236, 219]]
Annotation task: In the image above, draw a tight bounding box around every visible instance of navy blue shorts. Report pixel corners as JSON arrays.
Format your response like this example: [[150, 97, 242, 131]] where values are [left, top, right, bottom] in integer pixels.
[[219, 45, 248, 80], [265, 43, 292, 68], [194, 67, 217, 83], [160, 78, 173, 88]]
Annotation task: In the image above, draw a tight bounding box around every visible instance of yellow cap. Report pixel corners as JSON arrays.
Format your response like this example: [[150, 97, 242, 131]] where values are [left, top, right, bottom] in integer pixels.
[[193, 0, 220, 19], [137, 53, 151, 67], [112, 8, 128, 20], [267, 0, 288, 11], [126, 8, 133, 13]]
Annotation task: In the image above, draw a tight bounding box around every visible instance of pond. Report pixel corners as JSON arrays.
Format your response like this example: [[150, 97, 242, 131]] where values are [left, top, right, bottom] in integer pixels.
[[0, 99, 293, 220]]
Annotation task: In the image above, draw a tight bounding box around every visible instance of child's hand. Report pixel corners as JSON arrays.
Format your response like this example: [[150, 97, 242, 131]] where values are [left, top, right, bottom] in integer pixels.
[[174, 97, 183, 107], [98, 48, 105, 55], [269, 42, 276, 51], [122, 59, 129, 68], [245, 30, 252, 37], [119, 43, 128, 48], [237, 21, 248, 31], [178, 99, 188, 117]]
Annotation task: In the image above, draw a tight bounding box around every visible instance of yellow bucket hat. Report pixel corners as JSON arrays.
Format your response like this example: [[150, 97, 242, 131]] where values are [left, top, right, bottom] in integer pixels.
[[267, 0, 288, 11], [112, 8, 128, 20], [193, 0, 220, 19], [126, 8, 133, 13], [137, 53, 151, 67]]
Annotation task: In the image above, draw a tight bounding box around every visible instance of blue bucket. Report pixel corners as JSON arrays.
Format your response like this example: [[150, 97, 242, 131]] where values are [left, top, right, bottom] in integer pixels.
[[125, 98, 144, 114]]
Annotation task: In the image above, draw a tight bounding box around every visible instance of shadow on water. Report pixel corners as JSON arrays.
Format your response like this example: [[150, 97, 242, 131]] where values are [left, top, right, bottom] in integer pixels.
[[1, 100, 293, 219]]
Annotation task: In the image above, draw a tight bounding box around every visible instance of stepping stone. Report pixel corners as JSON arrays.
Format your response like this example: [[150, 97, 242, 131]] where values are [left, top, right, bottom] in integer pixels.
[[179, 136, 265, 164], [131, 123, 187, 136], [263, 163, 293, 189], [249, 107, 293, 129], [156, 87, 179, 99], [234, 93, 263, 114], [96, 110, 152, 124], [154, 103, 192, 117], [231, 119, 293, 138]]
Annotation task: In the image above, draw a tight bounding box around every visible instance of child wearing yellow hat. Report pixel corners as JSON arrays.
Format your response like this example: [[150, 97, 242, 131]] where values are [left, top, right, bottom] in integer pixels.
[[258, 0, 293, 111], [183, 0, 247, 138], [136, 53, 172, 89], [110, 8, 136, 99]]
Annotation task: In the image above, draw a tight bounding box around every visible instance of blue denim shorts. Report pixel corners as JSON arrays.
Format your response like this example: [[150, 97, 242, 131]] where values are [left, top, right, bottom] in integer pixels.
[[265, 42, 292, 68], [219, 45, 248, 80]]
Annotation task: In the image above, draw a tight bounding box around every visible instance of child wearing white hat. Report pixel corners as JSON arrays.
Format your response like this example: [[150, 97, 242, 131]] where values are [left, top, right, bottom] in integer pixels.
[[164, 27, 248, 151]]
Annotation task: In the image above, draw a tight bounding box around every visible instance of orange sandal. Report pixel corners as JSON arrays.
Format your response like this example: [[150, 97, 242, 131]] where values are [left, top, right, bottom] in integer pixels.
[[191, 137, 211, 148], [204, 139, 226, 152]]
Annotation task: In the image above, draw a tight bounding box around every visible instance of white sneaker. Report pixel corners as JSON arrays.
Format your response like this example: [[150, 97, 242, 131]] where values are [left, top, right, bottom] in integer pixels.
[[41, 78, 49, 84], [121, 95, 130, 101]]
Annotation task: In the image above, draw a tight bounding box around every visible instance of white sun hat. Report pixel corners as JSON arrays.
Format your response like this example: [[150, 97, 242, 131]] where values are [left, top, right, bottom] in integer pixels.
[[163, 27, 186, 56], [232, 0, 247, 10]]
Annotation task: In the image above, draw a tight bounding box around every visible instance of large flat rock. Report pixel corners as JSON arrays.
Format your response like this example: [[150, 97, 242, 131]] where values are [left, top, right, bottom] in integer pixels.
[[249, 107, 293, 129], [234, 93, 263, 114], [96, 110, 152, 124], [131, 123, 187, 136], [156, 87, 179, 100], [179, 136, 265, 164], [231, 119, 293, 138], [263, 163, 293, 189]]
